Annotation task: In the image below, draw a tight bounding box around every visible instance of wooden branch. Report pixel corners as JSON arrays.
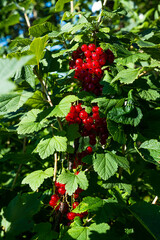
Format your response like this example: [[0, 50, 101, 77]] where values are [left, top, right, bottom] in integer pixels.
[[24, 12, 31, 28]]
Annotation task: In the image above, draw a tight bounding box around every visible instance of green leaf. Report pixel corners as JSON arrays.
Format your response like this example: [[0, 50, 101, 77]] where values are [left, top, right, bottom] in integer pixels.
[[66, 124, 81, 141], [93, 153, 118, 180], [24, 65, 36, 89], [66, 223, 110, 240], [111, 68, 140, 84], [33, 222, 58, 240], [22, 167, 54, 191], [73, 197, 103, 213], [0, 56, 33, 93], [36, 136, 67, 159], [129, 202, 160, 240], [107, 106, 143, 127], [1, 193, 41, 237], [17, 109, 49, 135], [29, 22, 54, 37], [26, 90, 46, 109], [107, 120, 126, 144], [140, 139, 160, 164], [0, 91, 33, 114], [30, 35, 48, 67], [57, 170, 88, 196], [116, 53, 150, 66], [55, 0, 71, 12], [138, 89, 160, 101], [48, 95, 79, 117], [0, 14, 20, 29]]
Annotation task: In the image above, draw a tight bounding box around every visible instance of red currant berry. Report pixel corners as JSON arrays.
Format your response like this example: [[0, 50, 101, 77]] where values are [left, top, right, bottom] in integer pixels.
[[86, 117, 93, 124], [92, 112, 100, 120], [75, 104, 82, 113], [55, 181, 60, 188], [100, 139, 106, 145], [75, 117, 81, 124], [59, 183, 66, 188], [89, 138, 96, 145], [95, 68, 102, 76], [96, 47, 103, 55], [82, 118, 87, 124], [72, 202, 79, 209], [89, 133, 96, 139], [58, 187, 66, 195], [51, 194, 59, 202], [92, 52, 100, 60], [76, 58, 83, 66], [79, 110, 88, 120], [67, 212, 76, 220], [75, 187, 83, 194], [49, 200, 56, 207], [84, 50, 92, 58], [88, 43, 96, 52], [99, 58, 106, 66], [81, 44, 88, 52], [92, 61, 100, 68], [88, 83, 95, 91], [86, 146, 93, 153], [82, 63, 87, 70], [74, 171, 80, 175], [86, 57, 92, 63], [73, 193, 79, 199], [84, 123, 92, 131], [92, 106, 99, 112]]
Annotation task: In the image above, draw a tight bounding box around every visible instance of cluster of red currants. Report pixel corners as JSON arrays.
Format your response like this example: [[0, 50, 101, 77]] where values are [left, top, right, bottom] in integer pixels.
[[66, 103, 108, 145], [73, 146, 93, 169], [69, 43, 114, 96], [49, 175, 87, 221]]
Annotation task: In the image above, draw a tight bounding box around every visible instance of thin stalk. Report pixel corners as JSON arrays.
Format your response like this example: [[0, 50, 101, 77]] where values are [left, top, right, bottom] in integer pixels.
[[152, 196, 158, 204], [53, 153, 58, 182], [98, 0, 108, 23], [70, 1, 74, 13], [24, 12, 31, 28]]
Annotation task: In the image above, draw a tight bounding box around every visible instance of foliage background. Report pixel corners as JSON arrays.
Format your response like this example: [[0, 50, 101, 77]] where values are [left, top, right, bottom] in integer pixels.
[[0, 0, 160, 239]]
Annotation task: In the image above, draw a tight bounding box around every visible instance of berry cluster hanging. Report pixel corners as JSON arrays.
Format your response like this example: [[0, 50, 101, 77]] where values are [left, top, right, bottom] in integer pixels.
[[69, 44, 114, 96]]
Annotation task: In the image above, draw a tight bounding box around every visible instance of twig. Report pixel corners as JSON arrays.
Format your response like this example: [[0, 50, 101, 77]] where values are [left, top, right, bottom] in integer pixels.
[[152, 196, 158, 204], [53, 153, 58, 182], [34, 67, 63, 131], [11, 137, 27, 190], [70, 1, 74, 13], [24, 12, 31, 28], [98, 0, 108, 23], [138, 71, 147, 78]]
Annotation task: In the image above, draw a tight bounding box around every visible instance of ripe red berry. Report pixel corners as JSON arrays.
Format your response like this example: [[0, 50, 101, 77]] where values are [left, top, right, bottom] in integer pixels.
[[86, 57, 92, 63], [67, 212, 76, 220], [100, 138, 106, 145], [95, 68, 102, 76], [86, 117, 93, 124], [75, 117, 81, 124], [79, 110, 88, 120], [99, 58, 106, 66], [88, 43, 96, 52], [86, 146, 93, 153], [49, 200, 56, 207], [74, 171, 80, 175], [92, 106, 99, 112], [75, 58, 83, 66], [93, 112, 100, 120], [84, 50, 92, 58], [58, 187, 66, 195], [92, 61, 100, 68], [81, 44, 88, 52], [84, 123, 92, 131], [96, 47, 103, 55], [72, 202, 79, 209], [75, 187, 83, 194], [59, 183, 66, 188], [55, 181, 60, 188], [51, 194, 59, 202], [92, 52, 100, 60], [73, 193, 79, 199]]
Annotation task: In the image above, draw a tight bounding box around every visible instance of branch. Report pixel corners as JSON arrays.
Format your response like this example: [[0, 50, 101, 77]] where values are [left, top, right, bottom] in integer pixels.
[[152, 196, 158, 205], [98, 0, 108, 23], [53, 153, 58, 182], [24, 12, 31, 28], [34, 67, 63, 131], [70, 1, 74, 13]]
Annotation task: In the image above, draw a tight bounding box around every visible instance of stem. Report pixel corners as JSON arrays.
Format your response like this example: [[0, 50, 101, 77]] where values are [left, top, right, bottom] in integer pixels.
[[98, 0, 108, 23], [53, 153, 58, 182], [34, 67, 63, 131], [11, 137, 27, 190], [152, 196, 158, 204], [24, 12, 31, 28], [70, 1, 74, 13]]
